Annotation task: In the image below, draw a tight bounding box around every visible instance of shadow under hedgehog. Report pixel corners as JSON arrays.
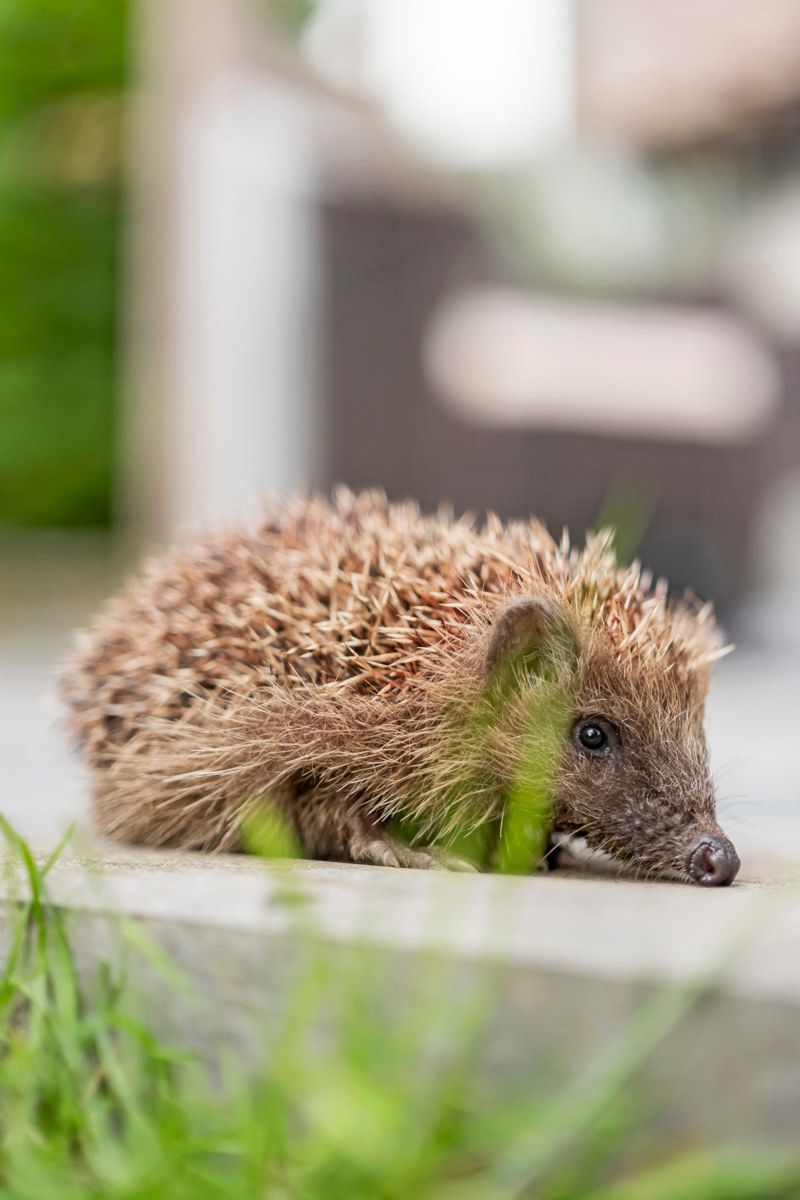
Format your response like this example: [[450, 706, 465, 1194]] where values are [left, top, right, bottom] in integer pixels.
[[61, 488, 740, 887]]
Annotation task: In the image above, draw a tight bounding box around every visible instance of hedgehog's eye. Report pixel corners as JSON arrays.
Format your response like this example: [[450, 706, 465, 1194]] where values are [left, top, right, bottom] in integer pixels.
[[574, 718, 613, 756]]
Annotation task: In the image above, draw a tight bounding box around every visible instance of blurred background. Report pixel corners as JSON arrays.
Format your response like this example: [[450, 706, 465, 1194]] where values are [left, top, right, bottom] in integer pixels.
[[2, 0, 800, 854]]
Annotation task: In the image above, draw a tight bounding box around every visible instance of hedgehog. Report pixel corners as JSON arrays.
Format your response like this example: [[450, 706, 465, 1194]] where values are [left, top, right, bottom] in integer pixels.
[[60, 488, 740, 886]]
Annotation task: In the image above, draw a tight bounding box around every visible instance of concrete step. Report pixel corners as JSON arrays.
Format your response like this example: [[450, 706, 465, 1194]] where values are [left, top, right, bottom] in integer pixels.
[[2, 849, 800, 1151]]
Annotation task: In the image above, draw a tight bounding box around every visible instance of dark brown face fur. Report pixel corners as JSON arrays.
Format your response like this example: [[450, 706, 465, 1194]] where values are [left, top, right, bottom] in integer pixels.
[[552, 637, 738, 883], [485, 596, 739, 886]]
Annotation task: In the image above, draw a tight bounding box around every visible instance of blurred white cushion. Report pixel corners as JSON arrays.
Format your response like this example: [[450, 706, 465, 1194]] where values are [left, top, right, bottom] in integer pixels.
[[424, 288, 780, 444]]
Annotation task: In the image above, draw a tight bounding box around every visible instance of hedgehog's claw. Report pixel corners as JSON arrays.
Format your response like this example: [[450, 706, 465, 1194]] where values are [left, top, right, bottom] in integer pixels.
[[387, 839, 479, 873], [350, 838, 402, 869], [348, 825, 478, 872]]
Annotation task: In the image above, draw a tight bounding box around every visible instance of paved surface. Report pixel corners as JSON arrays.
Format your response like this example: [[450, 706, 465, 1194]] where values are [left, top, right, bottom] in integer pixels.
[[4, 850, 798, 988], [0, 534, 117, 846]]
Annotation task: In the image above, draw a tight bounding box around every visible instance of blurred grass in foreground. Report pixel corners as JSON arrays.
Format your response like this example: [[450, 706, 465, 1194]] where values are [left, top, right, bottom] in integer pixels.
[[0, 819, 799, 1199]]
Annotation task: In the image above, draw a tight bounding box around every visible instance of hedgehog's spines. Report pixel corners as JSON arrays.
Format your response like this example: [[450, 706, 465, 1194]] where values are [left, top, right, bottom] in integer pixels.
[[61, 488, 723, 852]]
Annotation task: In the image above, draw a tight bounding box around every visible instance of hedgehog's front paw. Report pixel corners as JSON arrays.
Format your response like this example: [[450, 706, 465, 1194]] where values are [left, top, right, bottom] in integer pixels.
[[385, 837, 478, 873], [349, 835, 403, 869], [345, 817, 477, 872], [350, 832, 478, 872]]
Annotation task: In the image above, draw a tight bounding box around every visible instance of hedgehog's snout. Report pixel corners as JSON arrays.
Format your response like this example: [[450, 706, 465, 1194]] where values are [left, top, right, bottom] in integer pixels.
[[686, 834, 740, 887]]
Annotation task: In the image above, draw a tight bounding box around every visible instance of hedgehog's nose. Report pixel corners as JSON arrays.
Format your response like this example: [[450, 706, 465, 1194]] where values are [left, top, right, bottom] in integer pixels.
[[686, 835, 740, 887]]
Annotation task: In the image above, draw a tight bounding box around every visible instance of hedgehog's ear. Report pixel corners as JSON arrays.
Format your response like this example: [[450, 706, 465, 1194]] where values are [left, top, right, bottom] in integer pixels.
[[485, 595, 577, 679]]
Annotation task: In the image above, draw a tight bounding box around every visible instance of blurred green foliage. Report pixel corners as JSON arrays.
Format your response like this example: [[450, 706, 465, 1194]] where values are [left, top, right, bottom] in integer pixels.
[[270, 0, 317, 33], [0, 0, 128, 527]]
